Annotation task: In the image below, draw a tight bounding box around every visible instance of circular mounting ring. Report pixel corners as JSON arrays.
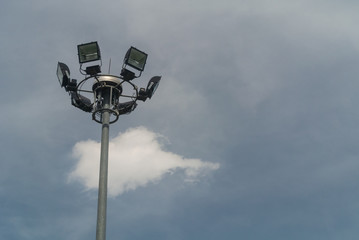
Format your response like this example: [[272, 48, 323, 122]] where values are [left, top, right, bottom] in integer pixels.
[[74, 74, 140, 124], [92, 108, 119, 124]]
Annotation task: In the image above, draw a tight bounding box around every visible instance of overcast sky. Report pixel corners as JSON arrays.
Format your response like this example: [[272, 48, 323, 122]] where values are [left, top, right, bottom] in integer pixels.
[[2, 0, 359, 239]]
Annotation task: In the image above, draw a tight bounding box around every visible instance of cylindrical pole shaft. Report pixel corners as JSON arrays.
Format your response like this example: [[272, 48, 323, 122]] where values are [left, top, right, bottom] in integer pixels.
[[96, 92, 111, 240]]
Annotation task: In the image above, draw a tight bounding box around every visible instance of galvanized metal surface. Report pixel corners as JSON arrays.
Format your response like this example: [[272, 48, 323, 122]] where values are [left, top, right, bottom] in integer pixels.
[[96, 92, 110, 240]]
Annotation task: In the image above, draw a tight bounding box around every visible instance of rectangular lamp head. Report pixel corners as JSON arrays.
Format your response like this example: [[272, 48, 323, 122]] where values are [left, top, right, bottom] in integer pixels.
[[124, 47, 148, 71], [56, 62, 70, 87], [77, 42, 101, 63]]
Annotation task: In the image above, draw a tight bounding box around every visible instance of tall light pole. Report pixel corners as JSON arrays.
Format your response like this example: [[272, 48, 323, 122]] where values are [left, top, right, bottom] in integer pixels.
[[56, 41, 161, 240]]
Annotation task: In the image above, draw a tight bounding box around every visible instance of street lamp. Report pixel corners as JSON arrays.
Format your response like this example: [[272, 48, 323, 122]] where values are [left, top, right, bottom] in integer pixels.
[[56, 41, 161, 240]]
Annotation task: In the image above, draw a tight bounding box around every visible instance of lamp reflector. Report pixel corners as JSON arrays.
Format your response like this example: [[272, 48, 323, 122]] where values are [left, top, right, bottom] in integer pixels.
[[78, 42, 101, 63], [57, 62, 70, 87], [124, 47, 148, 71]]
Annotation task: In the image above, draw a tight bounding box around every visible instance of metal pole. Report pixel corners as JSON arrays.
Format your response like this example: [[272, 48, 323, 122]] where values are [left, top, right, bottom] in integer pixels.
[[96, 90, 110, 240]]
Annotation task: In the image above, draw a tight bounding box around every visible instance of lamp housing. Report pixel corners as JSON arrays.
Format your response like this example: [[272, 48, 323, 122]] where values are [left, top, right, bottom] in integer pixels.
[[70, 92, 93, 112], [117, 101, 137, 115], [78, 42, 101, 64], [57, 62, 70, 87], [120, 68, 136, 81], [85, 65, 101, 75], [124, 47, 148, 71]]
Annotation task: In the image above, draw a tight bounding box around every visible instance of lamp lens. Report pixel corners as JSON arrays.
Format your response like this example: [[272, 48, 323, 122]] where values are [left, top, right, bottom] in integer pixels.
[[126, 48, 147, 71], [78, 42, 101, 63], [57, 64, 64, 84], [146, 76, 161, 98], [57, 62, 70, 87]]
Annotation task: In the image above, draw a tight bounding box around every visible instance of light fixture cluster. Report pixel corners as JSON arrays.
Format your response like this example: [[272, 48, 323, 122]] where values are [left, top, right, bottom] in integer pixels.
[[56, 41, 161, 122]]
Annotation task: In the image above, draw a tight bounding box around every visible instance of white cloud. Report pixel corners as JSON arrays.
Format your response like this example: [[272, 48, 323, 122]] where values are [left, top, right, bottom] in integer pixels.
[[68, 126, 219, 196]]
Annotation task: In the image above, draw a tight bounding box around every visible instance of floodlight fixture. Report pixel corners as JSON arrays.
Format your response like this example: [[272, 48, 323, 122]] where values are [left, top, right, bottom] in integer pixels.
[[70, 92, 93, 112], [146, 76, 161, 99], [57, 62, 70, 87], [78, 42, 101, 64], [124, 47, 148, 72], [117, 101, 137, 115]]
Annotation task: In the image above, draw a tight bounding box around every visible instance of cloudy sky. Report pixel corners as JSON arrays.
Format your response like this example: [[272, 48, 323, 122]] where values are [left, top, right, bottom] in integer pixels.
[[2, 0, 359, 239]]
